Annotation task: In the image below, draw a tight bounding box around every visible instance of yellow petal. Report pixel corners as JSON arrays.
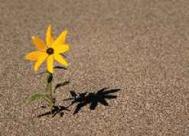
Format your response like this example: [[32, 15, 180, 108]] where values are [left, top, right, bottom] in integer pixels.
[[46, 25, 54, 46], [47, 55, 54, 73], [32, 36, 46, 51], [34, 53, 48, 72], [53, 30, 68, 46], [25, 51, 40, 61], [54, 54, 68, 67], [53, 44, 70, 54], [25, 51, 43, 61]]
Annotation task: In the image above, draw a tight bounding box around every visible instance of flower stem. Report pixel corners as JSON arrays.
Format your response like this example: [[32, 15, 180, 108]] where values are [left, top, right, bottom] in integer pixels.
[[46, 72, 54, 109]]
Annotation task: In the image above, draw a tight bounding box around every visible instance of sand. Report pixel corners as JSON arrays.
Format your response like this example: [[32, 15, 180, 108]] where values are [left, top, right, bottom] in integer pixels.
[[0, 0, 189, 135]]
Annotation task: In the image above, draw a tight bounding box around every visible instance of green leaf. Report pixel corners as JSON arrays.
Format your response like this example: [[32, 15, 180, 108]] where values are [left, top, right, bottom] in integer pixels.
[[25, 93, 53, 106]]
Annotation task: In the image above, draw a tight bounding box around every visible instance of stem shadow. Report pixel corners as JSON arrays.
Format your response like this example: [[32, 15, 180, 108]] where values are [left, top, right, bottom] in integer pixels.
[[37, 105, 70, 118]]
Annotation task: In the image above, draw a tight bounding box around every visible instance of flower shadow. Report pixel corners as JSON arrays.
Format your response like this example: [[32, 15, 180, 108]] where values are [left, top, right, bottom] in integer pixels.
[[37, 87, 120, 117], [64, 88, 120, 114]]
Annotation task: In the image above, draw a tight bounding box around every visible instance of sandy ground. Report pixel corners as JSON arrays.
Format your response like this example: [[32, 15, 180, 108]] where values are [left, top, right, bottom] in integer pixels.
[[0, 0, 189, 135]]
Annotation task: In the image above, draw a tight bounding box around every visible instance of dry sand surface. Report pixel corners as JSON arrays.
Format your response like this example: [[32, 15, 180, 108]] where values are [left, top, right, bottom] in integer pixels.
[[0, 0, 189, 135]]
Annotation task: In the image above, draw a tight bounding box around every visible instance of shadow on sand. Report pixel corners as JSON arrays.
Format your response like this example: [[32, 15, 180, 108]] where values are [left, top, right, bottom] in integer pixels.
[[64, 88, 120, 114], [37, 105, 70, 118], [37, 87, 120, 117]]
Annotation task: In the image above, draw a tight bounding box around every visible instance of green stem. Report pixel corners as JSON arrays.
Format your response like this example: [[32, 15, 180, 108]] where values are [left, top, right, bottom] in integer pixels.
[[46, 72, 54, 108]]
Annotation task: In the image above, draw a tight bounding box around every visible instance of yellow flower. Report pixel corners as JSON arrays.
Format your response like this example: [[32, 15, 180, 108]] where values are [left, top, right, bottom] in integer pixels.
[[25, 25, 69, 73]]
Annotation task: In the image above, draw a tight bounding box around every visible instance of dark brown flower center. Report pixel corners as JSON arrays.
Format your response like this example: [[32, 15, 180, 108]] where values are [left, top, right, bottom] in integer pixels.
[[46, 48, 54, 55]]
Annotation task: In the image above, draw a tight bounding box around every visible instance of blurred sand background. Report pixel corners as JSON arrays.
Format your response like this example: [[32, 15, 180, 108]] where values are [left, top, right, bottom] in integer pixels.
[[0, 0, 189, 135]]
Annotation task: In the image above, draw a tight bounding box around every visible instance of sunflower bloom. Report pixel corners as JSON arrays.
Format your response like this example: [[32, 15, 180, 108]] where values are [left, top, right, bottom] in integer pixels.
[[25, 25, 69, 73]]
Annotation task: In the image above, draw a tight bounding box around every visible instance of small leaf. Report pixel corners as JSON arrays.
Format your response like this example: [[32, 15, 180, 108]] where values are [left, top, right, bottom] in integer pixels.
[[25, 93, 53, 106], [54, 66, 67, 70], [26, 93, 45, 103], [54, 81, 70, 91]]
